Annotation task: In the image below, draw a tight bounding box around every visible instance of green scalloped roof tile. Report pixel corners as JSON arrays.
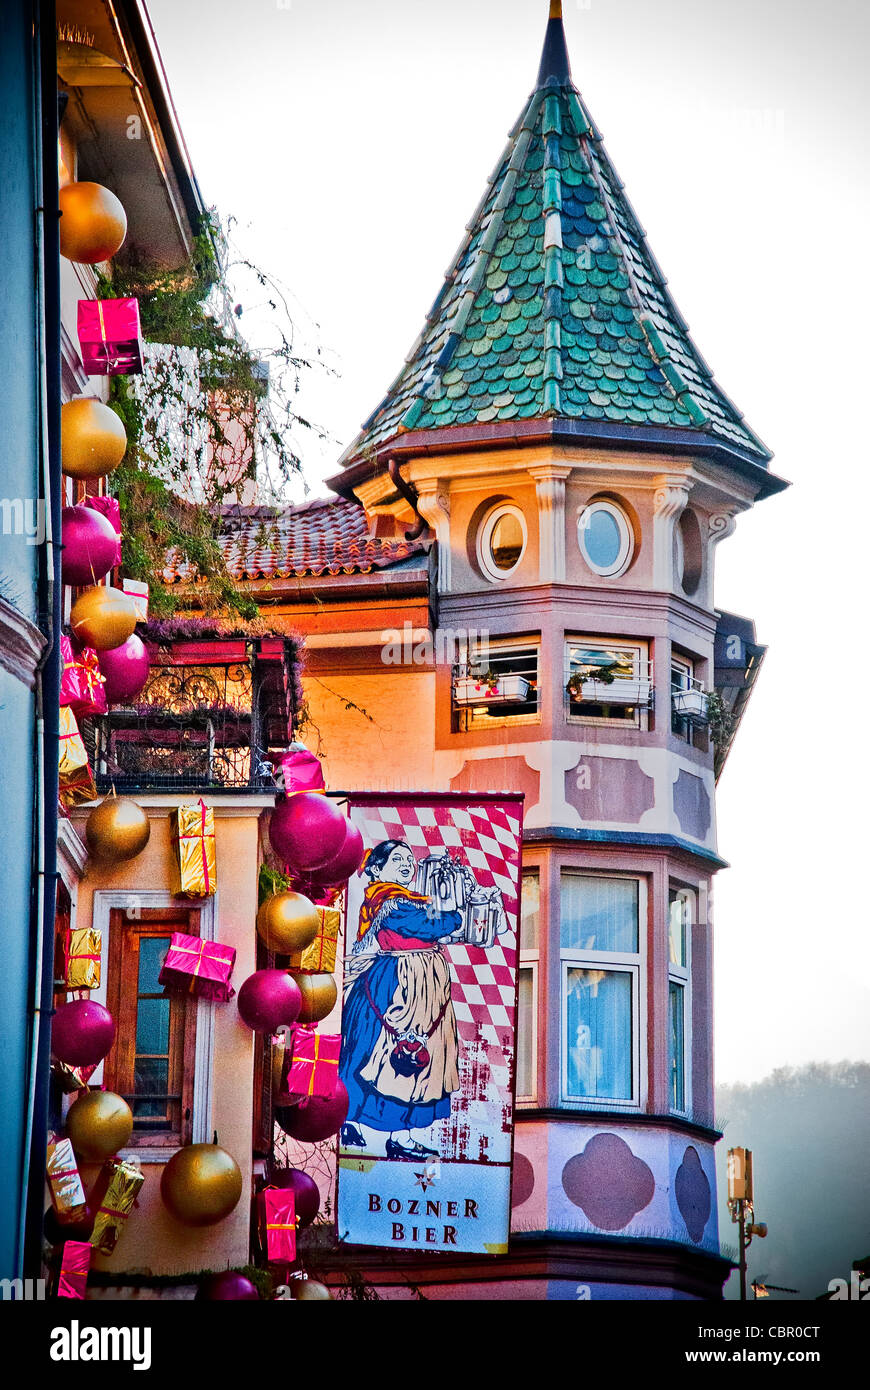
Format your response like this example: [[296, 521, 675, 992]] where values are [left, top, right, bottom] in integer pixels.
[[495, 402, 520, 419]]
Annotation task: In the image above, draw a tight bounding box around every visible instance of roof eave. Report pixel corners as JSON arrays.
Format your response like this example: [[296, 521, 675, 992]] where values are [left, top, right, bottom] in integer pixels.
[[328, 418, 789, 503]]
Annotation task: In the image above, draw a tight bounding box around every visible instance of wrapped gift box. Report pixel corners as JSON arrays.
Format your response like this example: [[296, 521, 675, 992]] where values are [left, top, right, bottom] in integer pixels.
[[158, 931, 235, 1003], [58, 1241, 91, 1299], [58, 706, 98, 809], [77, 297, 143, 376], [50, 1058, 98, 1094], [89, 1157, 145, 1255], [46, 1135, 88, 1224], [60, 927, 102, 991], [60, 637, 107, 716], [83, 495, 122, 567], [275, 745, 325, 796], [259, 1187, 297, 1264], [282, 1025, 341, 1101], [171, 800, 217, 898], [298, 906, 341, 974], [121, 578, 148, 622]]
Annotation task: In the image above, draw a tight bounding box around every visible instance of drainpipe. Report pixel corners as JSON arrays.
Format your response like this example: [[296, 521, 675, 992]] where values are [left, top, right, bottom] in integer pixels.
[[21, 0, 62, 1276], [387, 457, 429, 541]]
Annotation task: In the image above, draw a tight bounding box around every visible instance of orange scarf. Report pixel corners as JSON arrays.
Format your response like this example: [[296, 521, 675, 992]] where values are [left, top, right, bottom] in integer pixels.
[[356, 880, 429, 943]]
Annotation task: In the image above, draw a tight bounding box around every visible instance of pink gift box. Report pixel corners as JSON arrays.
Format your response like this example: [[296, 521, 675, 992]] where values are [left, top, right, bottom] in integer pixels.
[[158, 932, 236, 1003], [58, 1241, 91, 1300], [260, 1188, 297, 1264], [276, 747, 325, 797], [77, 298, 143, 376], [282, 1025, 341, 1101], [122, 578, 149, 621], [60, 635, 108, 716], [83, 496, 122, 567]]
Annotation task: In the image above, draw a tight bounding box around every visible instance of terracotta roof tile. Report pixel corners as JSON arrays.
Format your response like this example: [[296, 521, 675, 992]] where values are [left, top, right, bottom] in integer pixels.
[[161, 497, 428, 584]]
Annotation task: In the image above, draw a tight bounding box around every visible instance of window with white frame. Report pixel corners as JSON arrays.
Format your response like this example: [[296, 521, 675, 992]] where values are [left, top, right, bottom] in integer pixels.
[[565, 637, 651, 726], [516, 868, 540, 1102], [577, 500, 634, 577], [454, 637, 540, 729], [477, 503, 527, 582], [671, 651, 694, 741], [560, 871, 644, 1106], [668, 887, 692, 1115]]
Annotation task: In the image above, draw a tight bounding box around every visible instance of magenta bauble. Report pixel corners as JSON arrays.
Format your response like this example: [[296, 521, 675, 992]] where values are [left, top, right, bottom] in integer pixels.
[[318, 819, 365, 886], [61, 505, 120, 587], [276, 1079, 349, 1143], [97, 633, 150, 703], [269, 1168, 320, 1227], [269, 794, 347, 872], [51, 999, 115, 1067], [237, 970, 302, 1033], [196, 1272, 259, 1301]]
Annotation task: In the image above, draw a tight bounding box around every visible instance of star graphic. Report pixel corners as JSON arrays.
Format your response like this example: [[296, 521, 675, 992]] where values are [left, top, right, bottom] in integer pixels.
[[414, 1170, 435, 1192]]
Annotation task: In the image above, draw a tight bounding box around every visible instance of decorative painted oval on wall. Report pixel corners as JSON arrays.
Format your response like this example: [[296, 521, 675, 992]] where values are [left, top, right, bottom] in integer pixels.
[[510, 1152, 535, 1209], [674, 1145, 712, 1244], [561, 1133, 655, 1231]]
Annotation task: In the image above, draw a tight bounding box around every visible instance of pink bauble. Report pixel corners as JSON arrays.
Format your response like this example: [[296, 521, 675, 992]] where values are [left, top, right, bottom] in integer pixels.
[[237, 970, 302, 1033], [61, 505, 120, 587], [276, 1079, 349, 1143], [318, 819, 365, 887], [269, 794, 347, 873], [269, 1168, 320, 1227], [97, 633, 150, 703], [196, 1272, 259, 1301], [51, 999, 115, 1067]]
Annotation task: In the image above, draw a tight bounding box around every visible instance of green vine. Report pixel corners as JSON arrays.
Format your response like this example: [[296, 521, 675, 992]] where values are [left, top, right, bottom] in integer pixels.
[[705, 689, 736, 752], [100, 213, 328, 618]]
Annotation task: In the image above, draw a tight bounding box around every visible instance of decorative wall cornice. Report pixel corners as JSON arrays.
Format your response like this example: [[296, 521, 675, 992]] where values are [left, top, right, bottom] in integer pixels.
[[0, 598, 47, 690]]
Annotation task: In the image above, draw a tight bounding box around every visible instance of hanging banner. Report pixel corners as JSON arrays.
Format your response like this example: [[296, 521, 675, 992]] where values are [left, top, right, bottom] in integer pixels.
[[337, 792, 523, 1256]]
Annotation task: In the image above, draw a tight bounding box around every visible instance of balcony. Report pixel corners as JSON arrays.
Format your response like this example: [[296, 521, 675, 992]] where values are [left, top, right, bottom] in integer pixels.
[[565, 650, 654, 724], [671, 679, 710, 726], [81, 637, 299, 794]]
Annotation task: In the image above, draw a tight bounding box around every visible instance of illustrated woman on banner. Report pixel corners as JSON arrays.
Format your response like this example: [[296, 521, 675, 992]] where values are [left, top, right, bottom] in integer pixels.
[[339, 839, 504, 1161]]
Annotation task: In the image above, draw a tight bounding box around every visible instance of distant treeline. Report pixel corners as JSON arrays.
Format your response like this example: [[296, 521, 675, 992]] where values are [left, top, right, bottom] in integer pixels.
[[715, 1061, 870, 1300]]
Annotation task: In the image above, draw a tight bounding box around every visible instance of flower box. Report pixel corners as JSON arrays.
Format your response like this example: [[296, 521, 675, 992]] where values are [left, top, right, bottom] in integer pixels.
[[672, 687, 710, 723], [454, 674, 530, 705], [570, 676, 651, 706], [77, 297, 143, 376]]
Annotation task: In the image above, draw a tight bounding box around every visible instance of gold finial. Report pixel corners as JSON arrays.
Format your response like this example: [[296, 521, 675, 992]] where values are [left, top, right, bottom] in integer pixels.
[[549, 1, 563, 18]]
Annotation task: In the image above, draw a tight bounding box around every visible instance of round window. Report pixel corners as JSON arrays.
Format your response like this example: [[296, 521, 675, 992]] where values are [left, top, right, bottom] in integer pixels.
[[578, 501, 633, 577], [478, 504, 527, 582]]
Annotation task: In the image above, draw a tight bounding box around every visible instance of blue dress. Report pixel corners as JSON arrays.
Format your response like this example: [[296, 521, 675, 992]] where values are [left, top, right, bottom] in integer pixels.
[[340, 896, 462, 1134]]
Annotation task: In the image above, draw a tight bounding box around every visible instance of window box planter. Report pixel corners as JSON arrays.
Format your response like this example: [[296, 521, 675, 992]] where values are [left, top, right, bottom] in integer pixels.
[[454, 674, 531, 706], [568, 676, 651, 706], [672, 687, 710, 723]]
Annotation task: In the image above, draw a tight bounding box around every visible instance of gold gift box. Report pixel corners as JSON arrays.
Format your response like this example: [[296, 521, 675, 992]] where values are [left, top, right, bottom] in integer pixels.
[[46, 1135, 87, 1224], [58, 706, 97, 809], [90, 1157, 145, 1255], [298, 907, 341, 973], [170, 801, 217, 899], [63, 927, 102, 990]]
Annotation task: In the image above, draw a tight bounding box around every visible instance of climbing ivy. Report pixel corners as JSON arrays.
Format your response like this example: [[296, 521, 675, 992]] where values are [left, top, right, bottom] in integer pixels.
[[102, 213, 327, 618]]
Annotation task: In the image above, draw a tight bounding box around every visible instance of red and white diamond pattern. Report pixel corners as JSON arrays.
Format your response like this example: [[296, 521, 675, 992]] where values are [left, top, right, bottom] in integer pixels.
[[346, 800, 522, 1161]]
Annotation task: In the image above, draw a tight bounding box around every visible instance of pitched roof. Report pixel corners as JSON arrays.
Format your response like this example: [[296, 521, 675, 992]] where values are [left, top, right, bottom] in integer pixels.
[[161, 498, 428, 584], [340, 3, 771, 470]]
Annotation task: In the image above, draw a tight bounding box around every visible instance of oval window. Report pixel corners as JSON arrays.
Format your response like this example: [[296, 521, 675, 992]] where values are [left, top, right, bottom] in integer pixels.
[[478, 504, 527, 582], [578, 501, 633, 577]]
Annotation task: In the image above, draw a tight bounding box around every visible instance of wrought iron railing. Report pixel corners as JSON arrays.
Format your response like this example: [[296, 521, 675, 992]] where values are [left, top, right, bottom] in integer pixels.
[[82, 648, 294, 793]]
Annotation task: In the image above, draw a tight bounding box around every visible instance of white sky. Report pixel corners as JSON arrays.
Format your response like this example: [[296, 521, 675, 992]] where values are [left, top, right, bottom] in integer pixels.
[[147, 0, 870, 1085]]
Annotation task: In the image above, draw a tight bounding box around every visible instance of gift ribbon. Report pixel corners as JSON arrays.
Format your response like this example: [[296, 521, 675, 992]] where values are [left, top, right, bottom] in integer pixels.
[[291, 1032, 339, 1097], [167, 939, 230, 994], [175, 800, 214, 894]]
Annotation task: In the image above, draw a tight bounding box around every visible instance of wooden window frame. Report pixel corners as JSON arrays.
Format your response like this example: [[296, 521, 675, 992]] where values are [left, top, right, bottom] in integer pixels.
[[104, 907, 198, 1150]]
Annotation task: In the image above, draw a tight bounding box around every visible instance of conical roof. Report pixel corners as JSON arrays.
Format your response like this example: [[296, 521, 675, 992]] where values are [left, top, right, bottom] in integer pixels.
[[340, 3, 773, 474]]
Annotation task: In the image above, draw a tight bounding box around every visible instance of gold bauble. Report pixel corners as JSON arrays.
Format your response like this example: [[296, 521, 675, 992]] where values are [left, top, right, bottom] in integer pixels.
[[85, 797, 151, 863], [292, 1278, 332, 1301], [290, 971, 337, 1025], [160, 1144, 243, 1227], [59, 181, 127, 264], [61, 397, 127, 480], [66, 1089, 133, 1162], [70, 586, 138, 651], [256, 892, 319, 955]]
